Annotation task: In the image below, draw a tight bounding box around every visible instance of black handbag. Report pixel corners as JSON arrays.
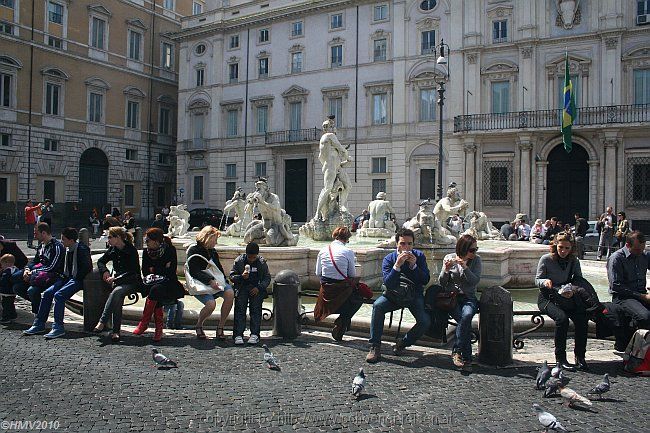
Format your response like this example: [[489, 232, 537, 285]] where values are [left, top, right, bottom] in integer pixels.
[[382, 275, 418, 307]]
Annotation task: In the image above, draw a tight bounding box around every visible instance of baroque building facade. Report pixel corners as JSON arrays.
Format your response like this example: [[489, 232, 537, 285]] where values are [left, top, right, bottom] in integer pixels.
[[174, 0, 650, 229], [0, 0, 205, 225]]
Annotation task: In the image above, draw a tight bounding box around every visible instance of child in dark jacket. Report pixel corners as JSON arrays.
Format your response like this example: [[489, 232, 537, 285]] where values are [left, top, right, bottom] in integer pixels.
[[230, 242, 271, 345]]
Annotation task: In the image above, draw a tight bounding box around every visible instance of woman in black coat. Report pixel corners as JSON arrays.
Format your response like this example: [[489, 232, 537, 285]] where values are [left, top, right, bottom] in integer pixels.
[[133, 228, 184, 341], [94, 227, 142, 342]]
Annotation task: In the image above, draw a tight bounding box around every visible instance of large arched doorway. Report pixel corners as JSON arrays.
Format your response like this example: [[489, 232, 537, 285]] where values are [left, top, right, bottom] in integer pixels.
[[79, 148, 109, 216], [546, 143, 589, 225]]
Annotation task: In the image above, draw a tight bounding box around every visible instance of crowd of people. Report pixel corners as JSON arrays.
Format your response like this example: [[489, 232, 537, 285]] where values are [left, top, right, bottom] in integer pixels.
[[0, 215, 648, 371]]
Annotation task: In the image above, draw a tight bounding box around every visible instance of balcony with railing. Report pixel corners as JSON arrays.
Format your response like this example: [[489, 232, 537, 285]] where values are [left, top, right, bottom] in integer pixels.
[[265, 127, 321, 146], [454, 103, 650, 133], [182, 138, 208, 151]]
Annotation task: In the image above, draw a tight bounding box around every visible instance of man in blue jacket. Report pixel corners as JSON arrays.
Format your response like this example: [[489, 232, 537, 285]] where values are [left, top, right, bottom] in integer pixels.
[[366, 228, 431, 363], [13, 222, 65, 316], [24, 227, 90, 338]]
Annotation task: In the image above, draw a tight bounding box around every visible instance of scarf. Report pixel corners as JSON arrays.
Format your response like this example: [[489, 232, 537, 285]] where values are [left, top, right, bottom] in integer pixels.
[[65, 242, 78, 278], [147, 243, 166, 260]]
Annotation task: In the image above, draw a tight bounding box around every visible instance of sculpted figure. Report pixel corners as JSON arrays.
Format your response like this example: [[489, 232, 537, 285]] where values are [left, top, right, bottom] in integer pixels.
[[403, 199, 436, 245], [166, 204, 190, 237], [243, 178, 298, 247], [432, 183, 469, 244], [315, 116, 352, 221], [365, 192, 396, 230], [223, 187, 253, 237], [462, 211, 504, 240]]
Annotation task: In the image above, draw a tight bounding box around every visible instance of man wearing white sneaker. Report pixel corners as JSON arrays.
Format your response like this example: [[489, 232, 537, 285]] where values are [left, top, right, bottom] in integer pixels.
[[230, 242, 271, 345]]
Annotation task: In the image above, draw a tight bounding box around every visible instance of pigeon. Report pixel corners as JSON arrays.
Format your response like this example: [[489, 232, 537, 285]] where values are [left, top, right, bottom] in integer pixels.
[[532, 403, 568, 432], [536, 360, 552, 390], [151, 348, 178, 368], [351, 368, 366, 399], [544, 372, 570, 398], [262, 344, 280, 371], [559, 383, 592, 407], [551, 364, 562, 378], [587, 373, 610, 399]]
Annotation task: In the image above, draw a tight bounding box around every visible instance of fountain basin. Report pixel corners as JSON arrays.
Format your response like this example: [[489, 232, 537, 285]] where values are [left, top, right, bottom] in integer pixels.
[[170, 234, 549, 290]]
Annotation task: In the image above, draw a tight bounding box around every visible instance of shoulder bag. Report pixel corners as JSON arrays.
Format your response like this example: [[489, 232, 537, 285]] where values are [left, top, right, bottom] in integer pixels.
[[184, 253, 226, 295]]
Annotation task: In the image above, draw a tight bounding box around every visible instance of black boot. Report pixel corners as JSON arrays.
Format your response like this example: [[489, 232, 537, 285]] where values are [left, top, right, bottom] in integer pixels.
[[575, 355, 589, 371], [556, 356, 576, 372]]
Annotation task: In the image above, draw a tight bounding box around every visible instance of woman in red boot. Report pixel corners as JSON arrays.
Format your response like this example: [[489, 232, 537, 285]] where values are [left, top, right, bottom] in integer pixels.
[[133, 228, 184, 341]]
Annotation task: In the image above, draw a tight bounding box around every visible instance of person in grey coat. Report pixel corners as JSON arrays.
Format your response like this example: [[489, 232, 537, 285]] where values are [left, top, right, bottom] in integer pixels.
[[439, 234, 481, 370], [536, 232, 589, 371]]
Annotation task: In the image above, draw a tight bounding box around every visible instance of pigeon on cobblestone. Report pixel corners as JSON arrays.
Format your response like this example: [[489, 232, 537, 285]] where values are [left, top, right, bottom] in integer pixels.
[[151, 349, 178, 368], [536, 360, 552, 390], [532, 404, 568, 432], [587, 373, 610, 399], [543, 372, 569, 398], [558, 383, 592, 408], [351, 368, 366, 399], [262, 344, 280, 371], [551, 365, 562, 378]]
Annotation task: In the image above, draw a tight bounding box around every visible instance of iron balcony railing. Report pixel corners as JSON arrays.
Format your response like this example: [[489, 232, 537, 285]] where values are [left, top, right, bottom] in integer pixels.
[[265, 127, 321, 145], [453, 103, 650, 133], [183, 138, 207, 151]]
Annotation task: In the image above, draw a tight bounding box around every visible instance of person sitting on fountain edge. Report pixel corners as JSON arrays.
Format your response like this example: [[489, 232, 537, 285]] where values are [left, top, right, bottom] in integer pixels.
[[366, 228, 431, 363], [230, 242, 271, 345]]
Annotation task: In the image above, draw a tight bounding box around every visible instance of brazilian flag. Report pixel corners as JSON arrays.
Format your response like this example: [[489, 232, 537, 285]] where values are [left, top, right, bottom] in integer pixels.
[[561, 52, 576, 153]]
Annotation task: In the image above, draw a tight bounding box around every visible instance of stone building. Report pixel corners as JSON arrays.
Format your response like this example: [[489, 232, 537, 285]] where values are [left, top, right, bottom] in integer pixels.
[[173, 0, 650, 230], [0, 0, 205, 226]]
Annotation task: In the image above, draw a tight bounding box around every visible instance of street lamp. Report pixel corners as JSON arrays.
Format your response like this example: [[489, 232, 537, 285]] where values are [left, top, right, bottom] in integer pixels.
[[435, 39, 450, 200]]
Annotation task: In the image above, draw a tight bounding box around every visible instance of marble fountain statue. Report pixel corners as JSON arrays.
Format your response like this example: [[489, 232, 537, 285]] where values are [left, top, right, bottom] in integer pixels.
[[356, 192, 396, 238], [299, 116, 354, 241], [167, 118, 548, 292]]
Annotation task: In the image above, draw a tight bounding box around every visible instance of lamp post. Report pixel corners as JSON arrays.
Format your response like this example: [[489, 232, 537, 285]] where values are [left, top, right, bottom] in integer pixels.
[[435, 39, 450, 200]]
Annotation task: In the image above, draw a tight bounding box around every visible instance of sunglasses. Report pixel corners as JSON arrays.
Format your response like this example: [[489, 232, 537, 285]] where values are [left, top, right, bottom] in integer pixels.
[[108, 234, 118, 238], [468, 247, 478, 253]]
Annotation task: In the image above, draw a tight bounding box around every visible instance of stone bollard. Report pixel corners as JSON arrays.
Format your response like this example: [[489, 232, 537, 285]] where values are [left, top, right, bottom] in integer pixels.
[[78, 228, 90, 247], [478, 286, 513, 366], [83, 269, 111, 331], [272, 269, 301, 339], [134, 227, 143, 249]]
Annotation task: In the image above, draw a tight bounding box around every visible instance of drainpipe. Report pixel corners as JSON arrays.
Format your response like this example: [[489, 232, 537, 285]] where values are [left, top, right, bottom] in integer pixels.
[[146, 0, 156, 221], [26, 0, 35, 200], [244, 28, 250, 182], [354, 5, 359, 183]]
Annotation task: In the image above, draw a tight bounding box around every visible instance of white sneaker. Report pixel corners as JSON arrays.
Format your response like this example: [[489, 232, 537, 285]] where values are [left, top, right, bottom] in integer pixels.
[[248, 334, 260, 344], [234, 336, 245, 345]]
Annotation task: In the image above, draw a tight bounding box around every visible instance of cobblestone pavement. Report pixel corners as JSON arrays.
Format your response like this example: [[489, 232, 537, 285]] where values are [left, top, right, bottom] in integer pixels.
[[0, 303, 648, 433]]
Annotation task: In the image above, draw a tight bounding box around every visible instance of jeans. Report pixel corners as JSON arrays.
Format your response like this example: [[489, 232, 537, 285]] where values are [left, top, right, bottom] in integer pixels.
[[26, 223, 35, 246], [450, 297, 479, 361], [597, 233, 613, 259], [612, 296, 650, 330], [233, 288, 264, 337], [194, 284, 234, 305], [538, 293, 588, 360], [165, 300, 184, 328], [369, 293, 431, 347], [34, 279, 81, 330], [574, 236, 585, 259], [99, 283, 140, 333]]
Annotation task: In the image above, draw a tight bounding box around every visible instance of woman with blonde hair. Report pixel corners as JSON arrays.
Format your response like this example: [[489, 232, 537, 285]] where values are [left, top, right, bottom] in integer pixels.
[[94, 226, 142, 342], [185, 225, 234, 340]]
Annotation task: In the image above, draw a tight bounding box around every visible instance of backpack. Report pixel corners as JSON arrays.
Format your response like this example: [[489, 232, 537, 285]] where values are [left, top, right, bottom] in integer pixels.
[[623, 329, 650, 375]]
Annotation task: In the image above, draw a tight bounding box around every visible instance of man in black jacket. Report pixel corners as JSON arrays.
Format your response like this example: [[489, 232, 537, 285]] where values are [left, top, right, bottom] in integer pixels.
[[230, 242, 271, 345], [23, 228, 91, 338]]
